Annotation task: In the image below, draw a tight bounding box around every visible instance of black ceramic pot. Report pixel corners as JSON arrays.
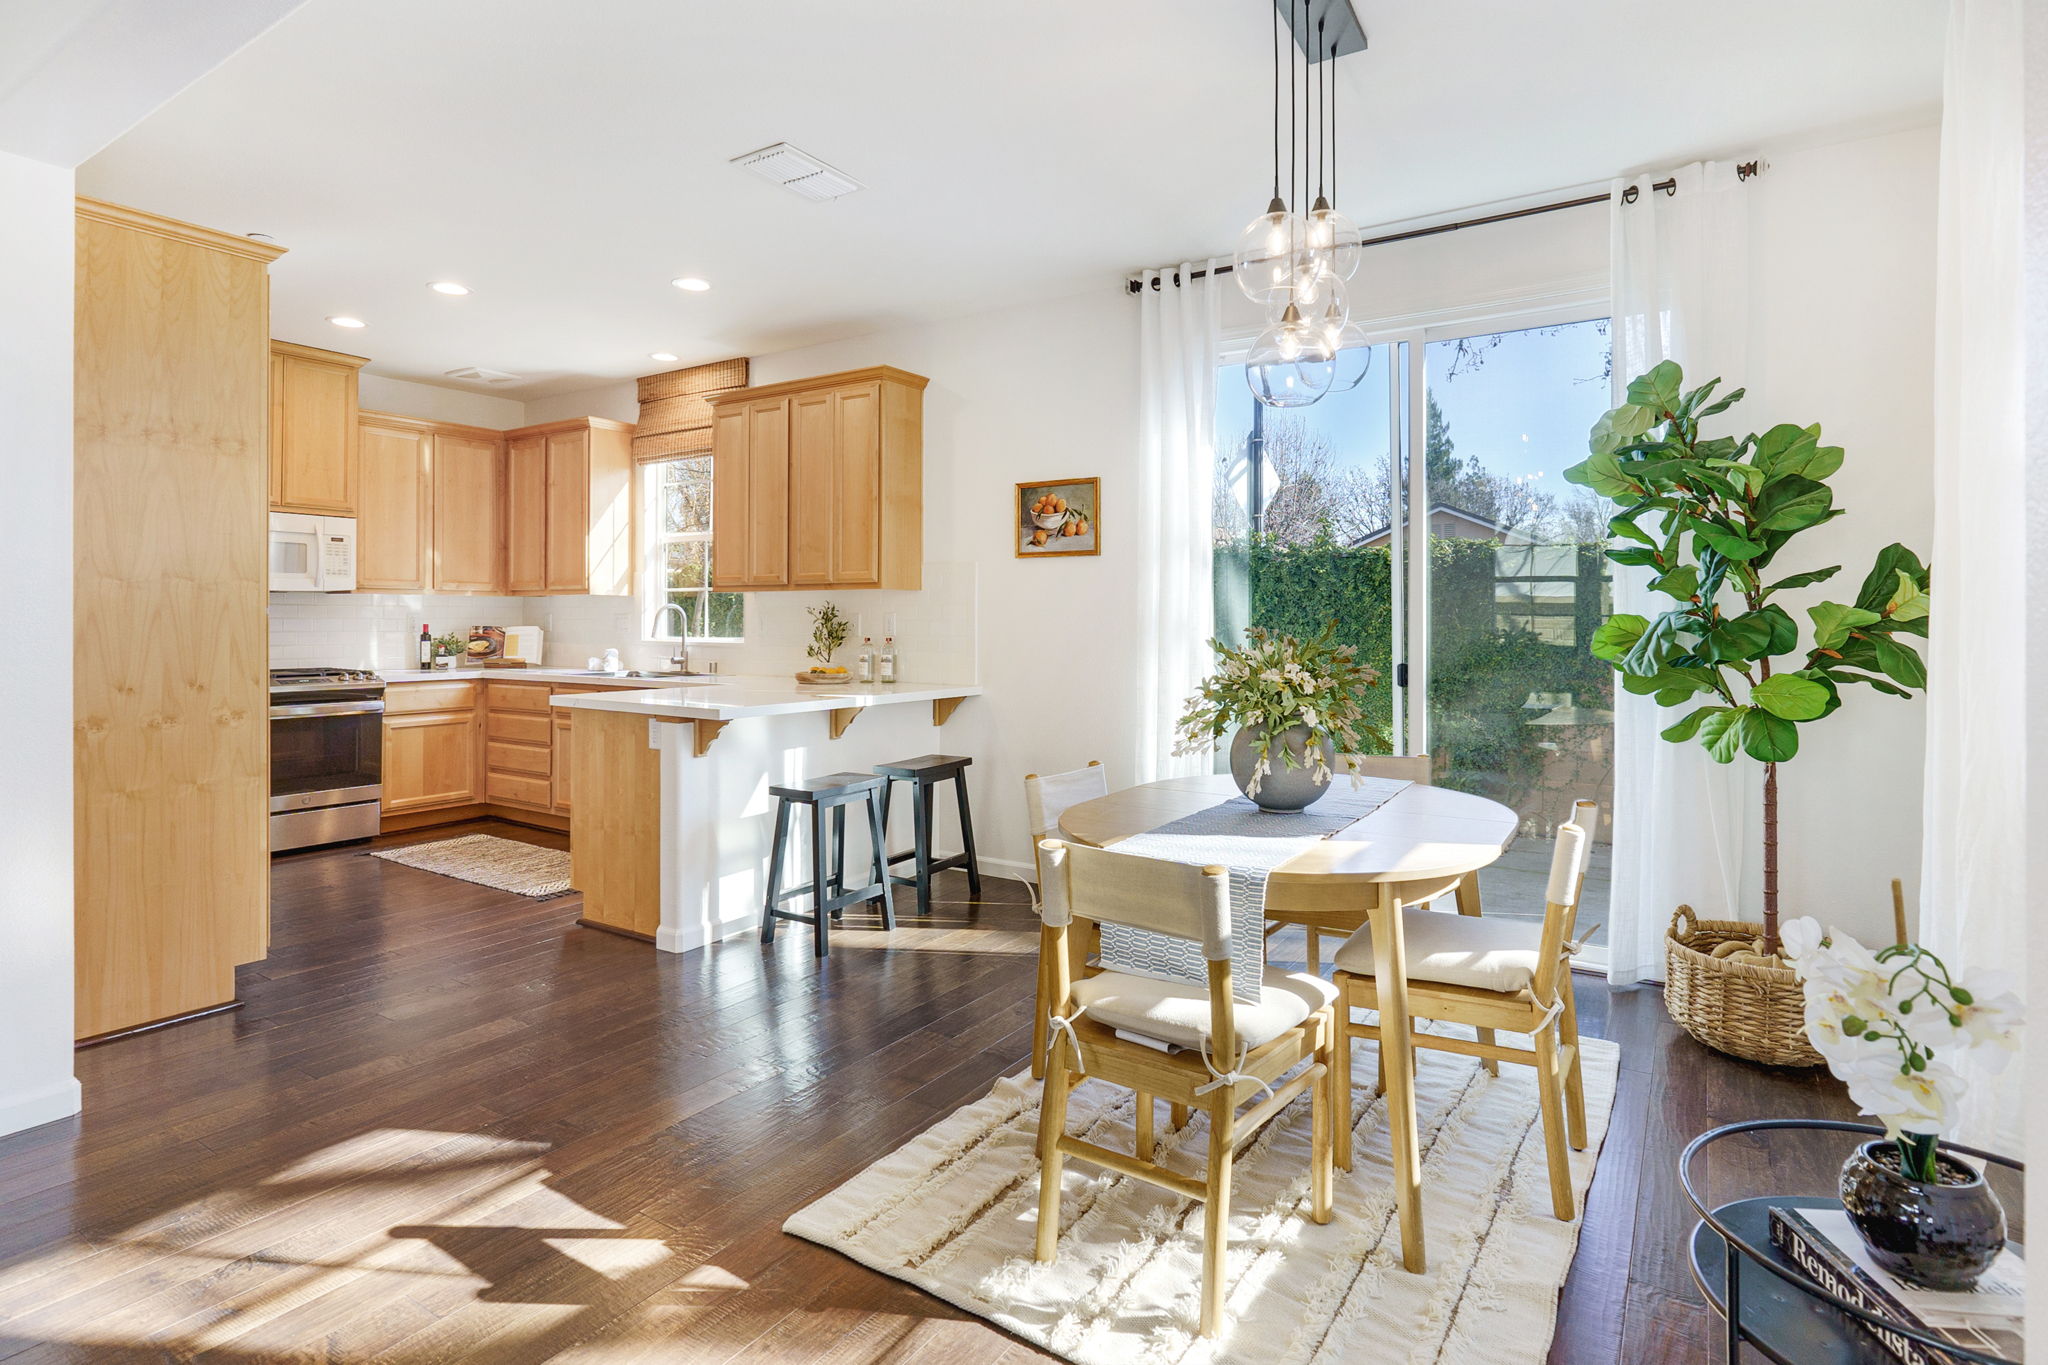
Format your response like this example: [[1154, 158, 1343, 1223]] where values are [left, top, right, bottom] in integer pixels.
[[1839, 1139, 2006, 1290]]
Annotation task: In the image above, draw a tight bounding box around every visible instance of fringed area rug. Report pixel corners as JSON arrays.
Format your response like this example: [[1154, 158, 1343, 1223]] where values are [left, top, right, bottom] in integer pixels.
[[785, 1029, 1619, 1364], [369, 834, 573, 897]]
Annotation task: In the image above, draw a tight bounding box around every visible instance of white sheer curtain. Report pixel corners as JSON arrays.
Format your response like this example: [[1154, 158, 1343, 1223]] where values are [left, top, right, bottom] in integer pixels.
[[1606, 162, 1764, 985], [1920, 0, 2025, 1156], [1133, 262, 1223, 783]]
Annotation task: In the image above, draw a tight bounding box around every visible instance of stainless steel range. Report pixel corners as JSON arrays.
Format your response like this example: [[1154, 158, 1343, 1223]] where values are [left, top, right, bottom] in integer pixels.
[[269, 667, 385, 852]]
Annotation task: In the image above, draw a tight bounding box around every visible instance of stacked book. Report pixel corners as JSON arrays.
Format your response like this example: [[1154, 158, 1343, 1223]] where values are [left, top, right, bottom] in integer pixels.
[[1768, 1206, 2024, 1364]]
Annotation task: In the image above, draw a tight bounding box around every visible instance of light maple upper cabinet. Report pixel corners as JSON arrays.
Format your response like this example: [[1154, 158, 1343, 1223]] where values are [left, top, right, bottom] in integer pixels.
[[502, 417, 634, 597], [356, 414, 433, 591], [433, 429, 507, 592], [270, 340, 368, 515], [504, 433, 548, 594], [711, 366, 924, 592]]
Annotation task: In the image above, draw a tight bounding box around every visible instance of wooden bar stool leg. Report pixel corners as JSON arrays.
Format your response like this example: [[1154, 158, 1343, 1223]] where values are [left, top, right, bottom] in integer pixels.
[[1169, 1101, 1190, 1131], [1034, 1050, 1072, 1262], [953, 773, 983, 898], [1199, 1104, 1236, 1337], [808, 803, 831, 958], [911, 780, 933, 916], [1371, 885, 1426, 1273], [865, 789, 895, 931], [1560, 971, 1588, 1149], [760, 800, 791, 944], [1134, 1090, 1154, 1161], [1533, 1024, 1575, 1219], [830, 803, 848, 921]]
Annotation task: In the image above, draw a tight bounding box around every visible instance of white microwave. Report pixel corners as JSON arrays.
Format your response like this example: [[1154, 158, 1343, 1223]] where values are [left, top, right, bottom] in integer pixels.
[[269, 513, 357, 592]]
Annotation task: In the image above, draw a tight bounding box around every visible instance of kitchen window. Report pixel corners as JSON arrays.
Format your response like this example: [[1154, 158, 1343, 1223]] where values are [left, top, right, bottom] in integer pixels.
[[641, 455, 744, 643]]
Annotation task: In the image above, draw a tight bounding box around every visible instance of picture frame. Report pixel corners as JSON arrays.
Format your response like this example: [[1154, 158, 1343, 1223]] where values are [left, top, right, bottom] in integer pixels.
[[1015, 477, 1100, 558]]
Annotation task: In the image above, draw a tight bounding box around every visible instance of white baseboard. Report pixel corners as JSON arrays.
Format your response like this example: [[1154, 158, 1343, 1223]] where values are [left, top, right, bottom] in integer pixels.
[[0, 1075, 81, 1138]]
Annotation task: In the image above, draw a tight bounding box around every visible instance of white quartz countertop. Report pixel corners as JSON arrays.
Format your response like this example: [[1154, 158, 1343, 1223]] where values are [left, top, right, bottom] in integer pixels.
[[378, 666, 718, 688], [543, 676, 983, 722]]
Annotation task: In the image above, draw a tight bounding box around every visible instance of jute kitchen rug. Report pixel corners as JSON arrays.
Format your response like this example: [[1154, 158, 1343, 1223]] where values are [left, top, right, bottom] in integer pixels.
[[369, 834, 573, 898], [784, 1027, 1619, 1365]]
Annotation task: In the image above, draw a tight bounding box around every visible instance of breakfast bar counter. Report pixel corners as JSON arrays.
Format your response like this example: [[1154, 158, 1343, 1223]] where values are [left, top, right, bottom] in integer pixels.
[[549, 677, 981, 951]]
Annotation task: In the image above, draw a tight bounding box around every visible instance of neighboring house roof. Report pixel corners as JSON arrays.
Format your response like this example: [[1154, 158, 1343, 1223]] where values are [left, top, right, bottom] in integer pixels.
[[1352, 503, 1533, 547]]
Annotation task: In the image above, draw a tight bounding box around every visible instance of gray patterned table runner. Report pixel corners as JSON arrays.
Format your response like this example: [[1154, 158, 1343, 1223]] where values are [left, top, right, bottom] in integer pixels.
[[1099, 777, 1411, 1003]]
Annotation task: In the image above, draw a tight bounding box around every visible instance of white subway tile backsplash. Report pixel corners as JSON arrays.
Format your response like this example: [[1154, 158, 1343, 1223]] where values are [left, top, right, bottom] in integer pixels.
[[266, 593, 532, 670]]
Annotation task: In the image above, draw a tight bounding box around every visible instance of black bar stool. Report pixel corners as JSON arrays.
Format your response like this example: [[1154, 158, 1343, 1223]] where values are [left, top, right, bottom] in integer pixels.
[[761, 772, 894, 957], [875, 754, 983, 917]]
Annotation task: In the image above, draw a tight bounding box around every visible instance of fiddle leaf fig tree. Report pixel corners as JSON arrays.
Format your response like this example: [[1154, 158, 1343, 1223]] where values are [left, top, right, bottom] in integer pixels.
[[1565, 361, 1931, 956]]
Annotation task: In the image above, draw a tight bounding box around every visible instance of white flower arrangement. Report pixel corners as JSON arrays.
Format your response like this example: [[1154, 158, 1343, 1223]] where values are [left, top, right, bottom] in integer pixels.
[[1172, 623, 1388, 796], [1781, 917, 2022, 1180]]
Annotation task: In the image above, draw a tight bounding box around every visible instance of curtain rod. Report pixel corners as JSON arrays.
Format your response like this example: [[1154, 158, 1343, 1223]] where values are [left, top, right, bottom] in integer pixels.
[[1127, 160, 1761, 294]]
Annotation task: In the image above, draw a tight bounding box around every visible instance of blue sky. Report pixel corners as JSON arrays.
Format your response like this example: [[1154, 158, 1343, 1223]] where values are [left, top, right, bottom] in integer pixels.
[[1217, 318, 1613, 499]]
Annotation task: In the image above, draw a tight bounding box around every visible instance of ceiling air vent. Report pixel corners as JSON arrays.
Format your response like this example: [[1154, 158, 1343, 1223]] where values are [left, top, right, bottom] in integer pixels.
[[443, 366, 522, 385], [730, 142, 864, 202]]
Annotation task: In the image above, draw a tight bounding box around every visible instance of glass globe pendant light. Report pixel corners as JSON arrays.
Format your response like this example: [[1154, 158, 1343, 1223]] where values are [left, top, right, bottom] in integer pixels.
[[1234, 0, 1307, 307], [1246, 302, 1335, 407]]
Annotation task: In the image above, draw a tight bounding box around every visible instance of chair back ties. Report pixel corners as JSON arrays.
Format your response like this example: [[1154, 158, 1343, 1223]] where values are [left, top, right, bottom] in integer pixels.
[[1193, 1038, 1274, 1102], [1044, 1008, 1087, 1075]]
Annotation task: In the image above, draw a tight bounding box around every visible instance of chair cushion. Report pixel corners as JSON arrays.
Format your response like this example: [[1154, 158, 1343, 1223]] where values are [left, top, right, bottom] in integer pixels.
[[1069, 966, 1337, 1052], [1330, 910, 1546, 993]]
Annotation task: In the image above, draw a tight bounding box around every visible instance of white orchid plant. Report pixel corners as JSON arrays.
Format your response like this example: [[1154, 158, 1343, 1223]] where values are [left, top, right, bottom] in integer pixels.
[[1782, 916, 2022, 1182], [1172, 623, 1388, 796]]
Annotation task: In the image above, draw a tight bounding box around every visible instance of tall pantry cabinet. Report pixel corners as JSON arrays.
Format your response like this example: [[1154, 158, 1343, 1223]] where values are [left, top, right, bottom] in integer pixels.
[[73, 198, 280, 1040]]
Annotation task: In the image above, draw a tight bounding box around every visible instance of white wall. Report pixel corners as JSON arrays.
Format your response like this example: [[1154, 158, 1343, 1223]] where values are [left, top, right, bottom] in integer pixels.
[[0, 148, 81, 1135], [1747, 122, 1939, 945], [521, 379, 636, 426], [357, 372, 524, 429]]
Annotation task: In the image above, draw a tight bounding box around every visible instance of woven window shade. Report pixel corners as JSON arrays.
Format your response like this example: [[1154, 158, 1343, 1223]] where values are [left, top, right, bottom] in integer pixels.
[[633, 357, 749, 462]]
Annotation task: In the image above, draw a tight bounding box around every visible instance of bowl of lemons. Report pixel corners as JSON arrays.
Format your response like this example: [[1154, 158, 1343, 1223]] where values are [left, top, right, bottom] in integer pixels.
[[795, 666, 852, 686]]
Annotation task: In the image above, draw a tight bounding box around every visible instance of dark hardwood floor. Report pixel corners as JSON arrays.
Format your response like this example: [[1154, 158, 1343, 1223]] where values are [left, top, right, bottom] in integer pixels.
[[0, 819, 1873, 1363]]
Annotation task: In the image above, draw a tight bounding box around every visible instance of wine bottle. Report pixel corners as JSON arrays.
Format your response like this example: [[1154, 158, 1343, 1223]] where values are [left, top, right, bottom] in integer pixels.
[[878, 636, 898, 684], [418, 624, 432, 669]]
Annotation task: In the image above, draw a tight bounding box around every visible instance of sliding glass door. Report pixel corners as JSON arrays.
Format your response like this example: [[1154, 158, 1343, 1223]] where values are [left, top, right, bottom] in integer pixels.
[[1213, 314, 1614, 959]]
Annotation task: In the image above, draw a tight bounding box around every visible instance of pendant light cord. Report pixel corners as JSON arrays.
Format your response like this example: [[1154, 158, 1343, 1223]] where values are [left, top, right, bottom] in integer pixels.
[[1288, 0, 1297, 213], [1314, 16, 1325, 202], [1269, 0, 1280, 201]]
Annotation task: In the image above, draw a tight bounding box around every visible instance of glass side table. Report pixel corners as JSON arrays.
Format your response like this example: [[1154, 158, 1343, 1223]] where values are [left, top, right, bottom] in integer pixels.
[[1682, 1118, 2023, 1365]]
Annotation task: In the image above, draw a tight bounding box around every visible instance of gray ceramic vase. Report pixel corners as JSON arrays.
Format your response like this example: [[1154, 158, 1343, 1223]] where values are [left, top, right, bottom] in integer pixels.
[[1229, 724, 1334, 812]]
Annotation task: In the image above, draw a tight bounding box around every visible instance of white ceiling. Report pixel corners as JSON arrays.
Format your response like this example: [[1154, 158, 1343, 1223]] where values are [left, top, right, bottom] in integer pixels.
[[77, 0, 1943, 399]]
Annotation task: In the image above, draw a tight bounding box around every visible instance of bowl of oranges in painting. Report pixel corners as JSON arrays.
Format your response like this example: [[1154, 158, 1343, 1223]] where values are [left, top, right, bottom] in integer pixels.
[[1017, 479, 1098, 557]]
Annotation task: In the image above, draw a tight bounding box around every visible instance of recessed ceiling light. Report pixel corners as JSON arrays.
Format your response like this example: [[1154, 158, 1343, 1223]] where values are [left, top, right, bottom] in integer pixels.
[[428, 281, 470, 296], [671, 277, 711, 292], [649, 352, 680, 363], [244, 231, 275, 242], [327, 316, 366, 328]]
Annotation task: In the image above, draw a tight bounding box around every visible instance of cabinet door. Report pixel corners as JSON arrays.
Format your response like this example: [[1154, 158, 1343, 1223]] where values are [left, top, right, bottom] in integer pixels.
[[504, 434, 546, 594], [551, 713, 574, 811], [272, 350, 359, 514], [433, 434, 505, 592], [543, 427, 591, 594], [382, 711, 479, 811], [743, 398, 789, 586], [788, 391, 835, 586], [830, 382, 883, 585], [357, 421, 431, 591], [711, 406, 748, 589]]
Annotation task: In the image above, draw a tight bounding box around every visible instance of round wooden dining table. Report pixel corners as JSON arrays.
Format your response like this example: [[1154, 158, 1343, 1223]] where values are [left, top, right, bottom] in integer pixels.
[[1058, 772, 1520, 1273]]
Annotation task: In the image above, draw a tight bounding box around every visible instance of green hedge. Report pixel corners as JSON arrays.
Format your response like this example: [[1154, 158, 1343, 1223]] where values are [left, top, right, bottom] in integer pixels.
[[1213, 536, 1613, 809]]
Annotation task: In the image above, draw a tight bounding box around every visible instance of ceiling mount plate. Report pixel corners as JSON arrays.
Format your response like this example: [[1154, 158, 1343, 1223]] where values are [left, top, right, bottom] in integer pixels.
[[1276, 0, 1366, 61]]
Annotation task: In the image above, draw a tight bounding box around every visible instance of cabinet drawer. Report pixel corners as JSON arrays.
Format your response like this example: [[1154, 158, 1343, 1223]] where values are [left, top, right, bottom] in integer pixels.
[[487, 711, 552, 745], [385, 681, 477, 715], [487, 740, 551, 776], [486, 681, 550, 712], [486, 769, 552, 807]]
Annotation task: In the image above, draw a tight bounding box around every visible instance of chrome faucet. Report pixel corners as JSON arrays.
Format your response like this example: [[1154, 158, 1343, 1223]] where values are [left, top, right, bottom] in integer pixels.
[[651, 602, 691, 674]]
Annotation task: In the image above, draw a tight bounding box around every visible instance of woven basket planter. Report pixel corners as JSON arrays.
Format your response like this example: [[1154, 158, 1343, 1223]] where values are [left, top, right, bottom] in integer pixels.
[[1664, 905, 1823, 1068]]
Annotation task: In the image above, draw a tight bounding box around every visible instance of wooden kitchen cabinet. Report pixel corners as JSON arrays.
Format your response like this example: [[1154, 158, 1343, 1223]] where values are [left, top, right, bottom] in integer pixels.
[[710, 366, 924, 592], [432, 429, 507, 592], [504, 433, 547, 593], [551, 711, 574, 811], [270, 340, 368, 515], [501, 418, 634, 597], [356, 415, 433, 591], [382, 712, 481, 811]]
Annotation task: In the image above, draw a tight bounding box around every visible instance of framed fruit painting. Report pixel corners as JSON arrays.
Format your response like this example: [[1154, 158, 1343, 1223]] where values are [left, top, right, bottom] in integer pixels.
[[1016, 477, 1099, 558]]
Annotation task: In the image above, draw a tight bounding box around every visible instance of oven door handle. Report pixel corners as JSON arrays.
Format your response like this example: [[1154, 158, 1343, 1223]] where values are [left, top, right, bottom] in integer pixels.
[[269, 699, 386, 719]]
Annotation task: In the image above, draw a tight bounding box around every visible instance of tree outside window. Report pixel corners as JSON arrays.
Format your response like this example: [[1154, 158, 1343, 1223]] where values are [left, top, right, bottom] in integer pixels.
[[644, 456, 743, 641]]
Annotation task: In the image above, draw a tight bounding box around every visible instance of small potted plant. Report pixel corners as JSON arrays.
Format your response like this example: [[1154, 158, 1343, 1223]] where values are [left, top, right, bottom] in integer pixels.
[[1566, 360, 1931, 1065], [797, 603, 852, 685], [430, 631, 467, 671], [1174, 623, 1387, 811], [1782, 917, 2021, 1289]]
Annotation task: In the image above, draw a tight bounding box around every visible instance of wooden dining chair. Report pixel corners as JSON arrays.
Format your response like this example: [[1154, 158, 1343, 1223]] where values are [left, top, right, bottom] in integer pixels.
[[1330, 800, 1596, 1238], [1035, 838, 1337, 1338], [1270, 753, 1490, 977], [1022, 762, 1109, 1078]]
